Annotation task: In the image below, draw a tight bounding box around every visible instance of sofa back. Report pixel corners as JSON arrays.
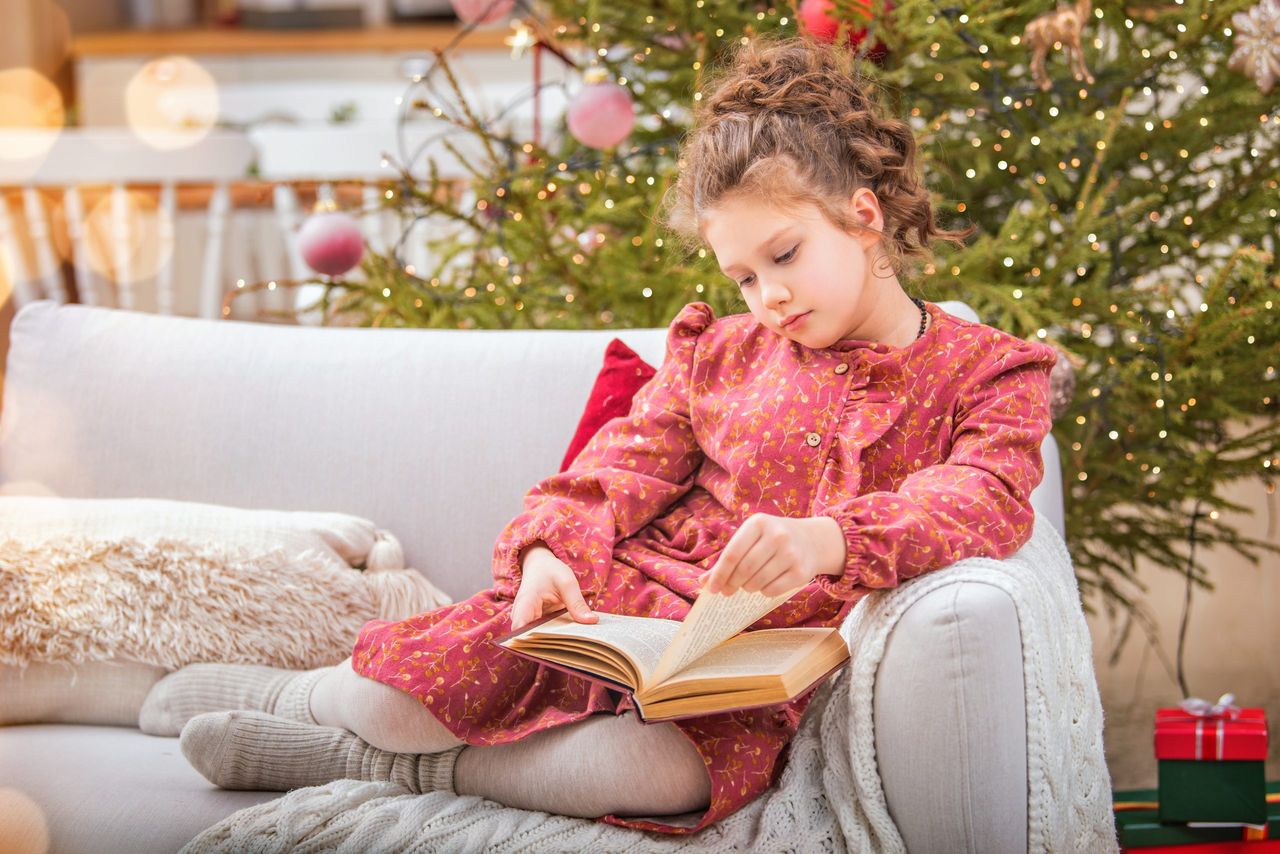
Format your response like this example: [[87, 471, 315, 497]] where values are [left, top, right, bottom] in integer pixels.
[[0, 299, 1061, 603]]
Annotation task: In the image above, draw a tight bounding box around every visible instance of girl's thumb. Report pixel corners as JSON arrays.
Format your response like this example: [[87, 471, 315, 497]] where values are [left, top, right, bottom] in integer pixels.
[[558, 583, 597, 622]]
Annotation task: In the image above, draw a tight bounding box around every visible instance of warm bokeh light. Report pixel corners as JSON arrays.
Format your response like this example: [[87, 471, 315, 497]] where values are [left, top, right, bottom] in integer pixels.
[[0, 787, 50, 854], [125, 56, 219, 151], [81, 189, 173, 290], [0, 217, 15, 310], [0, 68, 65, 174]]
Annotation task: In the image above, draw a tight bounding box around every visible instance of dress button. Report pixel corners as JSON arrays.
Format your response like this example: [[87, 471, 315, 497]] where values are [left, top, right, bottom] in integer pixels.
[[805, 432, 822, 447], [834, 363, 849, 375]]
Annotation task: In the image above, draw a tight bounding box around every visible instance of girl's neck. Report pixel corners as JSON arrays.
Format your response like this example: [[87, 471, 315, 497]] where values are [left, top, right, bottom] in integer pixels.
[[841, 290, 927, 349]]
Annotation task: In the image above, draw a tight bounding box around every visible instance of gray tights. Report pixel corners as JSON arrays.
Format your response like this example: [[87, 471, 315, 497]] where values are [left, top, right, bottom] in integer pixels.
[[310, 658, 712, 819]]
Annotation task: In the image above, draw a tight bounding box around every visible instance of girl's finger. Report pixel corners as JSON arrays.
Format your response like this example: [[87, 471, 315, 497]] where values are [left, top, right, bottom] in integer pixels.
[[554, 575, 598, 623], [750, 547, 800, 595], [707, 523, 764, 594], [729, 541, 780, 594], [759, 565, 798, 597]]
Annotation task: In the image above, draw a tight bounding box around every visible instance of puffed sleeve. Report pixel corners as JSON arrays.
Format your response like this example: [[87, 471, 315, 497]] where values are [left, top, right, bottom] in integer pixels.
[[812, 338, 1058, 600], [490, 301, 715, 601]]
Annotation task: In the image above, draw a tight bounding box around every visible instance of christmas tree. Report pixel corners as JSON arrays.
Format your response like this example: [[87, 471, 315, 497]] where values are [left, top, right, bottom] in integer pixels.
[[236, 0, 1280, 628]]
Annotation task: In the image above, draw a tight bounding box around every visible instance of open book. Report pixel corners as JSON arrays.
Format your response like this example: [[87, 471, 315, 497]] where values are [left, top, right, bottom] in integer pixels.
[[492, 584, 849, 723]]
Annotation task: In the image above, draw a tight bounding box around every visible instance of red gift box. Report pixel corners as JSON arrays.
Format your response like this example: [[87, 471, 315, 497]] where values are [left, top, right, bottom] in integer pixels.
[[1155, 707, 1269, 761]]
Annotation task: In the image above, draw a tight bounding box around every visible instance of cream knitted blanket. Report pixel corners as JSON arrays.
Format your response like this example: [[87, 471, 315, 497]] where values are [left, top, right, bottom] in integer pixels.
[[182, 514, 1118, 853]]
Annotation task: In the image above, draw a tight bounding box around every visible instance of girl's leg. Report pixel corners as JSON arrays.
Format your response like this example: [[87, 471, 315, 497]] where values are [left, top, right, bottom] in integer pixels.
[[311, 659, 711, 817], [308, 657, 464, 754], [454, 710, 711, 819]]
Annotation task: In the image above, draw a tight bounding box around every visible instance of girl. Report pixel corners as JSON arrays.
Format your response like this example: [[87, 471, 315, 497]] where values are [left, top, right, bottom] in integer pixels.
[[143, 33, 1057, 835]]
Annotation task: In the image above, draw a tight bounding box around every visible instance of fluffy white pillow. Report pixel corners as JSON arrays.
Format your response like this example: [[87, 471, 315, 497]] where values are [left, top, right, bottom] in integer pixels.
[[0, 494, 451, 726], [0, 494, 397, 572]]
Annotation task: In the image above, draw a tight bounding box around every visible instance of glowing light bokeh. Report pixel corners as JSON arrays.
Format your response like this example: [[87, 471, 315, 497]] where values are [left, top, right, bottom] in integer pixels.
[[79, 189, 173, 288], [125, 56, 219, 151], [0, 68, 66, 176], [0, 221, 15, 309], [0, 787, 50, 854]]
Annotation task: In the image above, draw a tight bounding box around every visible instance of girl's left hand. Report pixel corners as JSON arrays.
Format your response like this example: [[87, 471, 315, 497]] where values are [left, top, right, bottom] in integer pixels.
[[699, 513, 843, 597]]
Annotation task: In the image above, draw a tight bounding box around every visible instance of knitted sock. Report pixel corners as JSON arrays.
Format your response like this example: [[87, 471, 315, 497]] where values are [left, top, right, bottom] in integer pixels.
[[139, 663, 330, 736], [180, 710, 466, 793]]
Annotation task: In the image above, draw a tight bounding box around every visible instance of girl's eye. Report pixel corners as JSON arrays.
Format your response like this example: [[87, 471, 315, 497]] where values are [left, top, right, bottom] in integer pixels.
[[738, 247, 797, 289]]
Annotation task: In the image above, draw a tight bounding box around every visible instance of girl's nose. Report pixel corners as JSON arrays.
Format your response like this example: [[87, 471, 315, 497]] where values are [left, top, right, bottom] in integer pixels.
[[759, 278, 792, 308]]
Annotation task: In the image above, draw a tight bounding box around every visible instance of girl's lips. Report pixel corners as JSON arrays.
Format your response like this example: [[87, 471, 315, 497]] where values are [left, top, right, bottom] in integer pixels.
[[782, 311, 810, 329]]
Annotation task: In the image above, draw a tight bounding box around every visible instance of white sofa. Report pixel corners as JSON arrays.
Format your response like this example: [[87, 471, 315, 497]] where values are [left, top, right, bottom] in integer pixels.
[[0, 298, 1065, 853]]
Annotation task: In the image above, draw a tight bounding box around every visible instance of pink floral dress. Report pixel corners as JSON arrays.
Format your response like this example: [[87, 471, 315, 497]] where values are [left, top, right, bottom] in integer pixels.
[[351, 299, 1057, 835]]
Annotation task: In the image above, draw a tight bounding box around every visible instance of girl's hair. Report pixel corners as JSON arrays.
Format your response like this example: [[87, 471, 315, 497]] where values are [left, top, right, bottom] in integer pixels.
[[661, 34, 976, 281]]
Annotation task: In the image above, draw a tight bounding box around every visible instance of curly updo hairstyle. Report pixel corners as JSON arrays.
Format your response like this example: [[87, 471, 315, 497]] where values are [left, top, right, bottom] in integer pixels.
[[662, 34, 976, 282]]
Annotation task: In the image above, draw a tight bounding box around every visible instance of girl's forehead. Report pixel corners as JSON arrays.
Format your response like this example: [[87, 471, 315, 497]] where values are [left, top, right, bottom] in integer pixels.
[[702, 199, 820, 246]]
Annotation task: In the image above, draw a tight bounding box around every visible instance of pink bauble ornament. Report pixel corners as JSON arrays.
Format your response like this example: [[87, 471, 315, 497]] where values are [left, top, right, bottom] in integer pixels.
[[567, 68, 635, 150], [298, 211, 364, 277], [450, 0, 514, 25]]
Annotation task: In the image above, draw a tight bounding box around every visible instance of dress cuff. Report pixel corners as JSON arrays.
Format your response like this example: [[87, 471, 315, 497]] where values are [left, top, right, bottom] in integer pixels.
[[811, 508, 866, 601], [492, 522, 580, 601]]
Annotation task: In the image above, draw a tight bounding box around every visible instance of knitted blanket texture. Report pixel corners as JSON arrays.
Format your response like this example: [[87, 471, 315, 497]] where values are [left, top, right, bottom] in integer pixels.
[[182, 514, 1118, 853]]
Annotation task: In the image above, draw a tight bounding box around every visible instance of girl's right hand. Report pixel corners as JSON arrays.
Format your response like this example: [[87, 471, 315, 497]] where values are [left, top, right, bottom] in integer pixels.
[[510, 545, 599, 632]]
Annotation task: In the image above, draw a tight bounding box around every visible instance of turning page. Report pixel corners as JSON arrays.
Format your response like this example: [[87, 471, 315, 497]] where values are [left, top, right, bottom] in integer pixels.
[[647, 584, 800, 687]]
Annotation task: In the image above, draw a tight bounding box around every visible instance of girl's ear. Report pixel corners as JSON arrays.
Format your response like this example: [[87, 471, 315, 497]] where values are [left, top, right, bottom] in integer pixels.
[[847, 188, 885, 250]]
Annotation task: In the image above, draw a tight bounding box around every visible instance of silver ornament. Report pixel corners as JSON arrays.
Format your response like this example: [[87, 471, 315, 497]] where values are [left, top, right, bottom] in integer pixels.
[[1228, 0, 1280, 95]]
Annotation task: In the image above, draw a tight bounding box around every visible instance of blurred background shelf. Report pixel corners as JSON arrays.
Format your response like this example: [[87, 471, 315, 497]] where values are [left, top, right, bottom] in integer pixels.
[[70, 23, 511, 58]]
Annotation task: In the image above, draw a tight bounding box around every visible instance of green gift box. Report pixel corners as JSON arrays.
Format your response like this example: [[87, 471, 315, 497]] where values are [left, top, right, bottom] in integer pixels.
[[1154, 702, 1270, 824], [1157, 760, 1268, 825], [1114, 779, 1280, 847]]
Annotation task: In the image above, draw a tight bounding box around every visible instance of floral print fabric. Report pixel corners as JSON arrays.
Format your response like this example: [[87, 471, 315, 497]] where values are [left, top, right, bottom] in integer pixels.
[[351, 299, 1057, 835]]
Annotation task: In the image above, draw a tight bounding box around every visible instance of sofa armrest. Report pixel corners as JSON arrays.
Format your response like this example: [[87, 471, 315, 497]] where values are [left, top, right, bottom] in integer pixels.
[[873, 579, 1028, 853]]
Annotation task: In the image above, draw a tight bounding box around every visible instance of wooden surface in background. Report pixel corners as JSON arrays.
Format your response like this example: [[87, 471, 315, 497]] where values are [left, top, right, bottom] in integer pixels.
[[71, 23, 513, 57]]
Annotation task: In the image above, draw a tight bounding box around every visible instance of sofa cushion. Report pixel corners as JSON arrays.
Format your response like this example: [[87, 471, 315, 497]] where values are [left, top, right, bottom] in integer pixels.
[[0, 300, 672, 603], [0, 724, 281, 854], [0, 659, 165, 727], [559, 338, 657, 473]]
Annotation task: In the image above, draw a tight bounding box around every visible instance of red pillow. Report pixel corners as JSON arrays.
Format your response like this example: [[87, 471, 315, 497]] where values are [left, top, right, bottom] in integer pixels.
[[559, 338, 657, 472]]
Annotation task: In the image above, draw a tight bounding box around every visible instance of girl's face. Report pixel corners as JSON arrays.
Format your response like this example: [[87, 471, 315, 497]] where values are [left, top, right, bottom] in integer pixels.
[[701, 188, 903, 348]]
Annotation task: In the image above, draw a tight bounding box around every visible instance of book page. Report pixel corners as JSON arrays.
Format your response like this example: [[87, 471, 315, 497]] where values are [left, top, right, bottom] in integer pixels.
[[647, 585, 798, 687], [654, 629, 827, 683], [510, 612, 683, 684]]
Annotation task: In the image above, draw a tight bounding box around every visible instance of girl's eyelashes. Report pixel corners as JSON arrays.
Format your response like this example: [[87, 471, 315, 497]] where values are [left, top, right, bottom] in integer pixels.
[[737, 246, 798, 288]]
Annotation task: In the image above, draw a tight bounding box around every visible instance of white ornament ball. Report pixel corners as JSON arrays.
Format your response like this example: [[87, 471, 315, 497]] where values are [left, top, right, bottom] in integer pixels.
[[298, 211, 364, 277], [450, 0, 515, 25], [567, 75, 635, 150]]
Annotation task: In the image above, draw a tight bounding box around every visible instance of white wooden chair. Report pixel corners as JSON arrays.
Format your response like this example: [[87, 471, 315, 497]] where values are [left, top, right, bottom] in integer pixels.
[[0, 47, 572, 325], [0, 123, 533, 325], [0, 129, 256, 319]]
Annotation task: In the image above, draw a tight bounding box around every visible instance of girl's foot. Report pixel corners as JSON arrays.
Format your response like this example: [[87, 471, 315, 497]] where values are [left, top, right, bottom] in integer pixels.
[[179, 710, 466, 793], [138, 663, 330, 736]]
